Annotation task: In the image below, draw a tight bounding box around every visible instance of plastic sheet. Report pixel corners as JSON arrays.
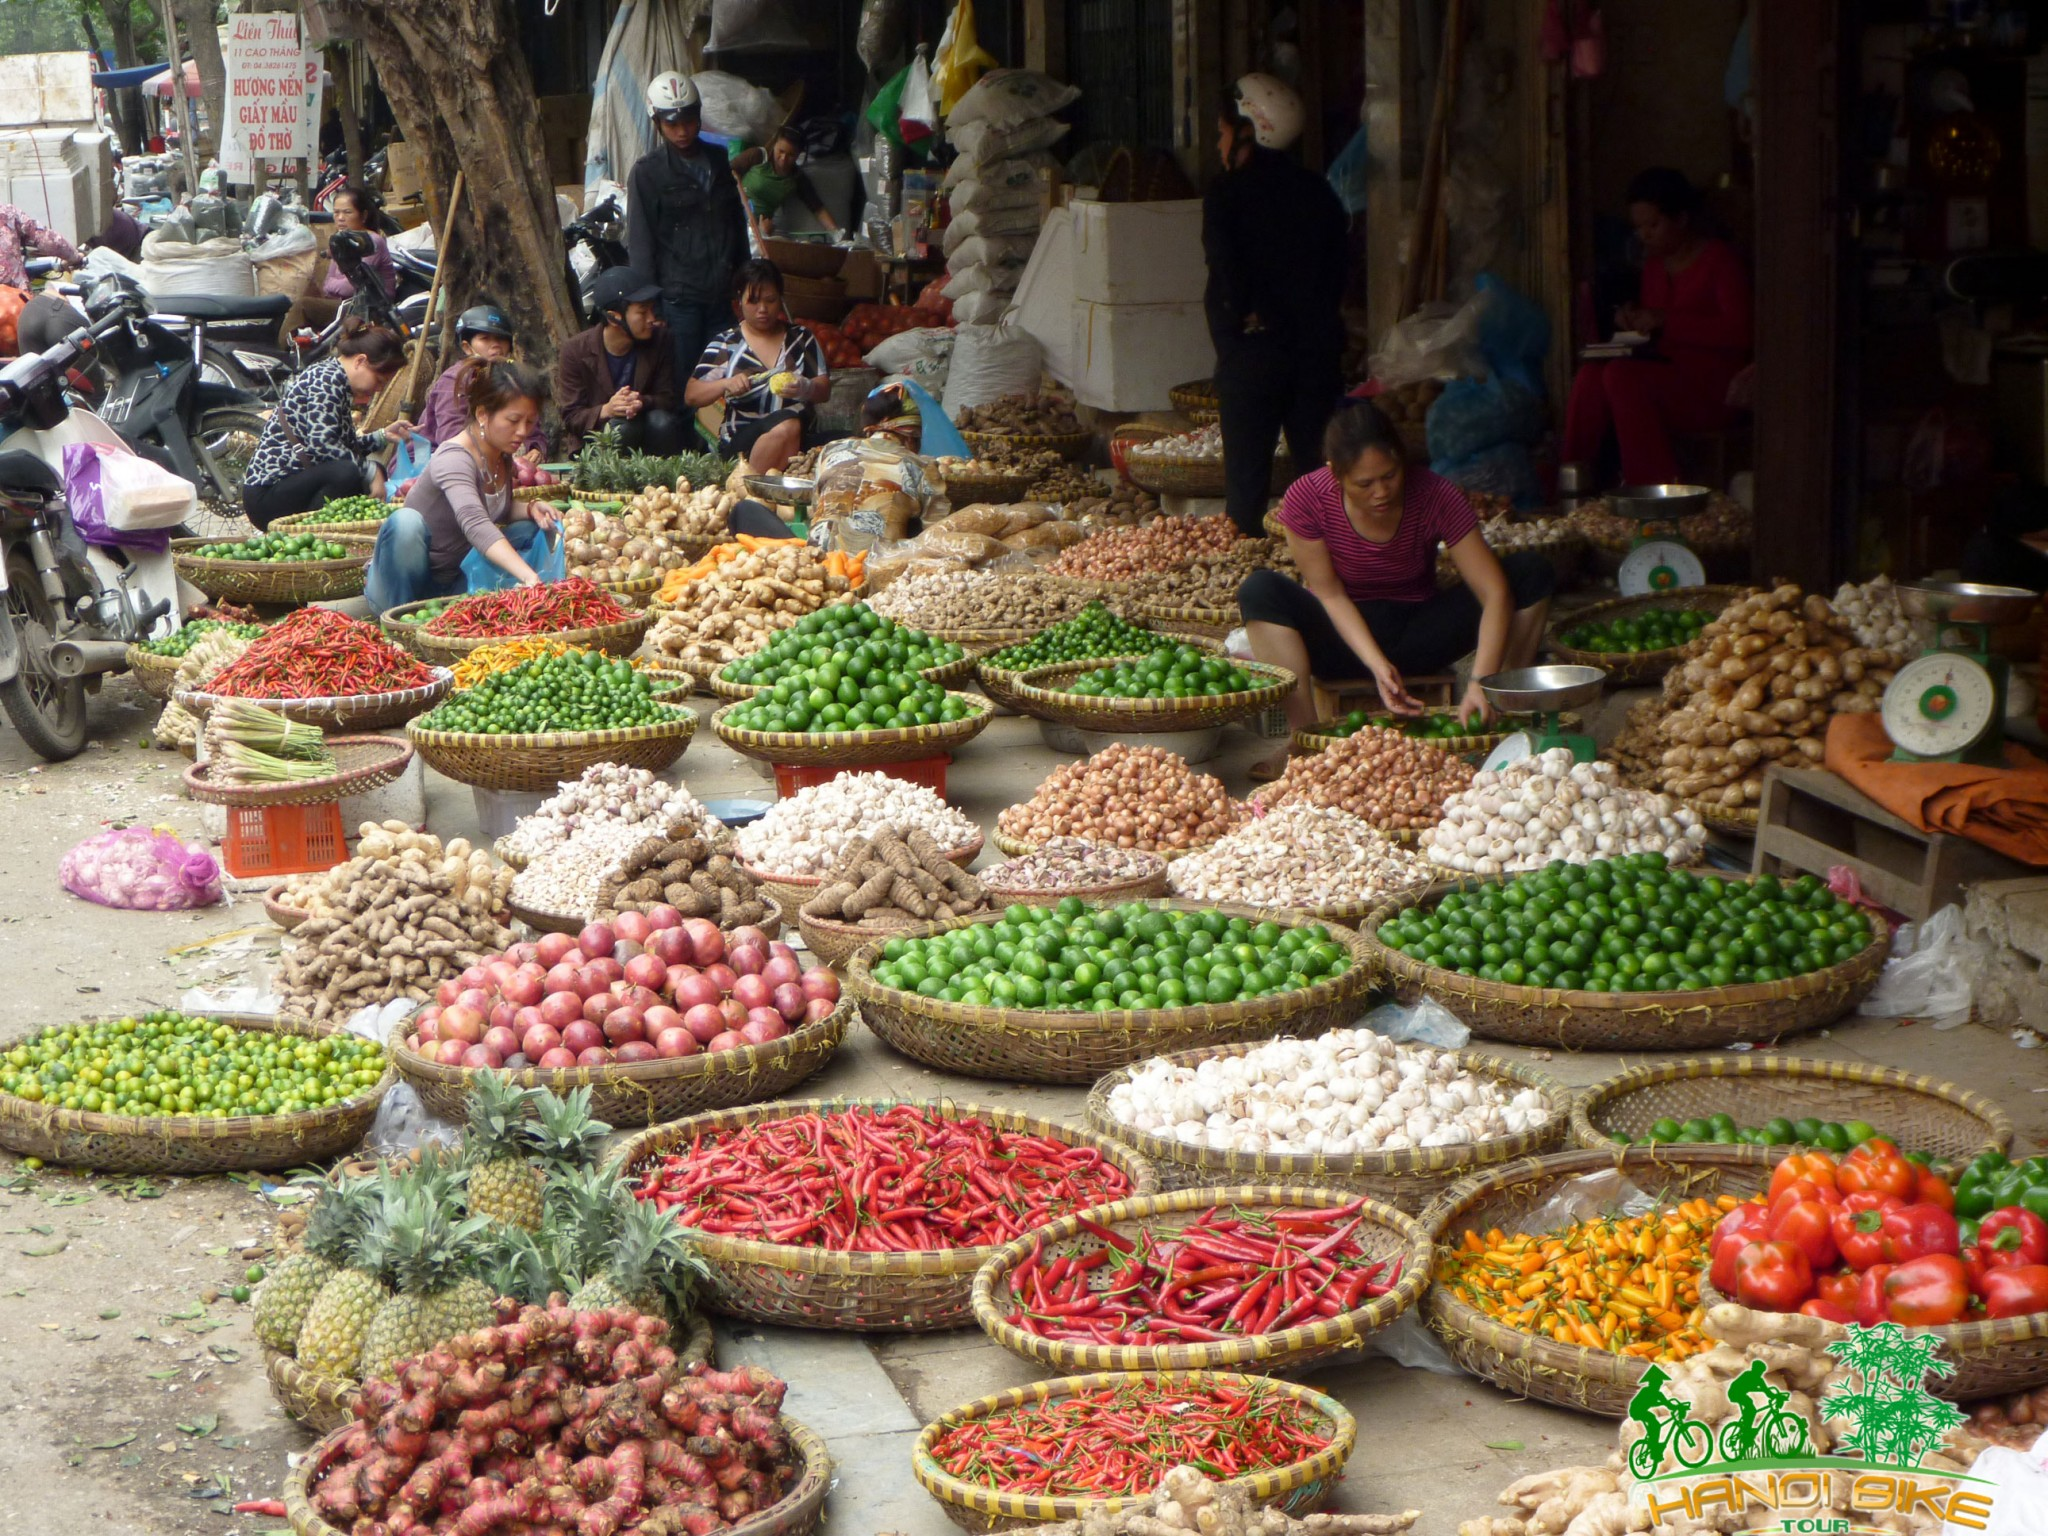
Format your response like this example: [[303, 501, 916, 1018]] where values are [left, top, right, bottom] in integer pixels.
[[1863, 903, 1981, 1028], [61, 827, 225, 910], [1358, 996, 1471, 1049]]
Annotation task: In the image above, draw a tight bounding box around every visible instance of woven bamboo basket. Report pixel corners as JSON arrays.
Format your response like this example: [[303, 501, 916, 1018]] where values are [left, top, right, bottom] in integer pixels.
[[912, 1370, 1355, 1532], [1088, 1045, 1570, 1211], [182, 735, 414, 809], [844, 901, 1375, 1084], [976, 632, 1225, 713], [605, 1097, 1158, 1332], [940, 464, 1039, 504], [269, 508, 394, 538], [709, 693, 992, 768], [1130, 598, 1238, 640], [264, 885, 313, 931], [389, 993, 849, 1127], [1686, 796, 1761, 836], [736, 837, 982, 919], [406, 708, 696, 794], [1356, 877, 1891, 1052], [1547, 586, 1748, 685], [172, 537, 373, 605], [1124, 453, 1228, 498], [991, 830, 1215, 864], [286, 1412, 830, 1536], [979, 859, 1170, 907], [961, 427, 1093, 462], [709, 648, 976, 702], [177, 670, 453, 733], [1293, 711, 1582, 760], [1571, 1054, 2014, 1163], [590, 570, 666, 606], [1437, 533, 1589, 594], [921, 622, 1040, 657], [1169, 379, 1220, 421], [0, 1012, 392, 1173], [377, 599, 655, 666], [125, 645, 189, 700], [973, 1185, 1430, 1376], [796, 907, 926, 969], [1422, 1146, 1772, 1417], [1005, 657, 1297, 734], [635, 654, 725, 695]]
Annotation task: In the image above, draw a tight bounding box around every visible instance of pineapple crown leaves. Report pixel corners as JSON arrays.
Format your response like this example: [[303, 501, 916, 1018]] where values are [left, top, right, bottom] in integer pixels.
[[379, 1184, 495, 1298], [540, 1165, 626, 1289], [521, 1086, 613, 1172], [302, 1176, 378, 1266], [473, 1222, 558, 1307], [463, 1073, 541, 1165], [607, 1192, 708, 1315]]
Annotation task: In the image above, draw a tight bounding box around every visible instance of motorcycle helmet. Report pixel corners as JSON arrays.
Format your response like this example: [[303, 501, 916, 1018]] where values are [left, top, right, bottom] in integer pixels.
[[82, 272, 148, 324], [1228, 73, 1305, 150], [590, 268, 663, 328], [328, 228, 375, 270], [647, 71, 700, 123], [456, 304, 515, 346]]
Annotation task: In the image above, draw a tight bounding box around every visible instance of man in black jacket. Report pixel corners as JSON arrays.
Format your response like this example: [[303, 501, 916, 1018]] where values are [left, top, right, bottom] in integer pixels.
[[1203, 73, 1350, 537], [627, 71, 750, 389]]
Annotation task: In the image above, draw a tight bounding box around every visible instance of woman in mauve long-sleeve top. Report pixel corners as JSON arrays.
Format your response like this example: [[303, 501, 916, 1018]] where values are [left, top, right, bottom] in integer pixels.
[[1562, 167, 1753, 487]]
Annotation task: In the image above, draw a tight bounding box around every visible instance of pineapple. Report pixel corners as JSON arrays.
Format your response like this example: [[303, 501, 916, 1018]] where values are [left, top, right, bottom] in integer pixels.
[[461, 1074, 544, 1229], [473, 1222, 556, 1308], [255, 1177, 374, 1353], [359, 1187, 494, 1381], [294, 1191, 393, 1380], [569, 1190, 706, 1322], [539, 1165, 624, 1297], [523, 1086, 612, 1178]]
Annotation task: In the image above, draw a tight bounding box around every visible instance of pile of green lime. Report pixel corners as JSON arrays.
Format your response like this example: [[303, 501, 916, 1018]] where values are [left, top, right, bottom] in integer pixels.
[[1633, 1113, 1893, 1151], [983, 605, 1164, 671], [1377, 856, 1875, 992], [137, 619, 264, 657], [723, 656, 976, 734], [1558, 606, 1711, 654], [721, 603, 963, 687], [307, 495, 390, 524], [871, 899, 1350, 1010], [1058, 644, 1257, 700], [1318, 709, 1528, 742], [0, 1012, 385, 1118], [419, 648, 680, 734], [193, 531, 351, 563], [393, 596, 461, 625]]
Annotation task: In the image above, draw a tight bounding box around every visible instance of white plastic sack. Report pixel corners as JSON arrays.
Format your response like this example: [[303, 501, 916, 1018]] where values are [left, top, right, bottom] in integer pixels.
[[138, 232, 254, 299], [694, 70, 781, 148], [946, 260, 1022, 297], [950, 175, 1044, 217], [862, 325, 954, 376], [946, 233, 1036, 269], [941, 321, 1040, 414], [97, 449, 197, 531], [1368, 297, 1484, 388], [948, 116, 1069, 164], [81, 246, 143, 283], [1862, 904, 1980, 1027], [946, 68, 1080, 130], [942, 148, 1056, 192], [942, 203, 1041, 252], [247, 223, 315, 263], [1943, 1429, 2048, 1536]]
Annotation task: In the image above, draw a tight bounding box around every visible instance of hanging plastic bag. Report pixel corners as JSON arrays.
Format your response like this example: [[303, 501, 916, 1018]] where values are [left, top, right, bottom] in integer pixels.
[[1862, 903, 1981, 1028], [61, 827, 225, 911], [901, 46, 938, 146], [933, 0, 999, 117]]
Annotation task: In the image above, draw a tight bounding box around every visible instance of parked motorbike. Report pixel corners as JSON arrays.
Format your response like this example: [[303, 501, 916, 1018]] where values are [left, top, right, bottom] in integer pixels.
[[0, 296, 194, 760], [564, 192, 627, 327]]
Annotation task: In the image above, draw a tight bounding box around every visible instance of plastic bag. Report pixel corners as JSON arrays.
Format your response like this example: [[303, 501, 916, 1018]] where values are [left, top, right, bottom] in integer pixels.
[[61, 827, 225, 911], [1368, 1312, 1461, 1374], [946, 68, 1080, 130], [1435, 440, 1543, 509], [1470, 273, 1552, 399], [1528, 1167, 1662, 1230], [1427, 375, 1546, 465], [1358, 996, 1471, 1049], [1368, 299, 1484, 389], [693, 70, 782, 148], [943, 149, 1057, 193], [1863, 903, 1980, 1028], [863, 325, 954, 376], [943, 205, 1042, 250], [1945, 1428, 2048, 1536], [707, 0, 821, 53], [463, 527, 566, 593], [62, 441, 193, 547], [1326, 122, 1372, 217]]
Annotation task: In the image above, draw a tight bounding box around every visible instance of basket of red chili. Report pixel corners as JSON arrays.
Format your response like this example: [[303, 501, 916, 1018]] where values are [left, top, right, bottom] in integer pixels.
[[175, 609, 451, 731], [380, 578, 656, 666], [912, 1370, 1355, 1531], [608, 1097, 1157, 1332], [971, 1185, 1430, 1376]]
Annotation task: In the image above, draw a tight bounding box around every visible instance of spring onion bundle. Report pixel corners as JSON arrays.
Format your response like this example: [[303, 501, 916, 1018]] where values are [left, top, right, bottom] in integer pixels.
[[204, 699, 336, 784]]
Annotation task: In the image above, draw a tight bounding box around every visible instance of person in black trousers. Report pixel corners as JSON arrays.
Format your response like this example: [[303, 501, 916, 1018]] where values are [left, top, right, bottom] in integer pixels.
[[1203, 73, 1350, 539]]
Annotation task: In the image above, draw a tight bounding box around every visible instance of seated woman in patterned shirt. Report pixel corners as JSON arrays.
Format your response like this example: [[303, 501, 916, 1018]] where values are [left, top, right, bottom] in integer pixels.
[[240, 323, 413, 529], [682, 259, 829, 475]]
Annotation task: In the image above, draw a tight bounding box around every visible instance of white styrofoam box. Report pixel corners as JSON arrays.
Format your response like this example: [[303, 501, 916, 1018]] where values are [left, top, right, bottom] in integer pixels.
[[1, 130, 93, 244], [1070, 198, 1207, 307], [1011, 207, 1080, 381], [65, 130, 114, 236], [1062, 299, 1217, 413], [0, 53, 95, 129], [471, 785, 548, 844], [346, 754, 428, 832]]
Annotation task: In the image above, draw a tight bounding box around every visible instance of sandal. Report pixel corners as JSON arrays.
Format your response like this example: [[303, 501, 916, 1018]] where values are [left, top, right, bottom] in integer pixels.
[[1247, 753, 1291, 783]]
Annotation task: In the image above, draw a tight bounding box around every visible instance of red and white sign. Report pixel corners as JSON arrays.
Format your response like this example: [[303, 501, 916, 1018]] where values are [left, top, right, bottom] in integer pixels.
[[223, 12, 309, 174]]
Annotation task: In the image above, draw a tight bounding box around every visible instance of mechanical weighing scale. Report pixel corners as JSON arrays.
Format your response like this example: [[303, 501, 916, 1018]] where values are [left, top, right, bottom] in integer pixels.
[[1477, 664, 1609, 771], [1881, 581, 2035, 765], [1609, 484, 1711, 596]]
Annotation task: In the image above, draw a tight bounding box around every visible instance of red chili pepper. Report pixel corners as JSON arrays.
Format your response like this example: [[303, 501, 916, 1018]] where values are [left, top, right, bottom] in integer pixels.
[[207, 607, 436, 698]]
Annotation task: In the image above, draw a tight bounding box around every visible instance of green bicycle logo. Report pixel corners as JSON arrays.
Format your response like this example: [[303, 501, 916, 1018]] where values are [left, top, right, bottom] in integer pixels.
[[1628, 1360, 1811, 1478]]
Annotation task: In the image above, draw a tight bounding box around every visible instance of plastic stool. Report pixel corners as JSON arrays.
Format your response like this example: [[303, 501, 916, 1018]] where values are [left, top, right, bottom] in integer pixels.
[[772, 755, 950, 800], [221, 800, 349, 879]]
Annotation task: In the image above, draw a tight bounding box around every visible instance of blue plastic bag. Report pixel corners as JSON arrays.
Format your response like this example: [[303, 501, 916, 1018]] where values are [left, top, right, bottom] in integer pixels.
[[385, 432, 432, 502], [461, 524, 565, 592], [1470, 273, 1551, 398], [1326, 124, 1371, 217], [1434, 441, 1543, 510], [1427, 375, 1546, 465]]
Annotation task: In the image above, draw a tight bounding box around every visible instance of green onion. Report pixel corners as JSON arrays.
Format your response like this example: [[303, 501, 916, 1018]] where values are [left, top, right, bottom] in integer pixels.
[[208, 698, 330, 761], [213, 740, 337, 784]]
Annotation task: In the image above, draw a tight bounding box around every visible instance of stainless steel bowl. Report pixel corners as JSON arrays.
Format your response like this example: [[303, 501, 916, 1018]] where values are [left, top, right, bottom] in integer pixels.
[[1895, 581, 2038, 628], [1609, 484, 1711, 520], [1478, 664, 1609, 714], [743, 473, 815, 506]]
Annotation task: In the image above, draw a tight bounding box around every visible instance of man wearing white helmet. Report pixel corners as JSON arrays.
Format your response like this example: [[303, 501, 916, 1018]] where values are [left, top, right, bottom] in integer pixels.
[[1203, 73, 1350, 538], [627, 70, 751, 388]]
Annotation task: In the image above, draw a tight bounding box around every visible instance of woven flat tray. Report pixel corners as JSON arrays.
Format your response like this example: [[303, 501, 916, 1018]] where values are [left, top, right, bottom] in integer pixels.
[[172, 537, 372, 606], [990, 830, 1214, 863], [406, 707, 696, 794], [1128, 598, 1238, 640], [183, 734, 413, 808], [960, 427, 1092, 462], [709, 649, 975, 702], [125, 645, 188, 701], [1004, 656, 1296, 734], [1169, 379, 1220, 421], [1687, 795, 1761, 835], [263, 886, 313, 931], [1294, 712, 1582, 759], [1547, 585, 1749, 685], [178, 670, 453, 733], [844, 901, 1374, 1084], [710, 693, 991, 767], [975, 632, 1228, 714], [939, 465, 1038, 504], [978, 865, 1170, 907]]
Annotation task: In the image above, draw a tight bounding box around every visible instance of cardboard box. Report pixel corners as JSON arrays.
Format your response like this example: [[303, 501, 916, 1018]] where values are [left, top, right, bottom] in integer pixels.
[[840, 247, 882, 301], [385, 139, 421, 201], [537, 95, 590, 188]]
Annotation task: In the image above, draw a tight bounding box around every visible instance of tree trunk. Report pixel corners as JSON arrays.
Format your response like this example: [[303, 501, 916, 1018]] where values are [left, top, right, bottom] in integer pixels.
[[335, 0, 576, 374], [98, 1, 150, 156], [170, 0, 226, 158]]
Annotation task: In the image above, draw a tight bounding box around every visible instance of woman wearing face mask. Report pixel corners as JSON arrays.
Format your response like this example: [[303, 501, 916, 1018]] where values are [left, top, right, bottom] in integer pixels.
[[240, 321, 413, 529], [364, 360, 560, 612], [1238, 402, 1554, 778]]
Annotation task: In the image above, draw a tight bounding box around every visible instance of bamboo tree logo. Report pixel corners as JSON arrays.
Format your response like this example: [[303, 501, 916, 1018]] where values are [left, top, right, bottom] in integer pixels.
[[1819, 1324, 1969, 1468]]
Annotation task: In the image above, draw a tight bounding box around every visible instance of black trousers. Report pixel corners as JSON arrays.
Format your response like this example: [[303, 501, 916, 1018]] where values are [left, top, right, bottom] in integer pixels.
[[243, 458, 367, 530], [1214, 333, 1343, 537], [726, 499, 790, 539], [613, 408, 688, 457]]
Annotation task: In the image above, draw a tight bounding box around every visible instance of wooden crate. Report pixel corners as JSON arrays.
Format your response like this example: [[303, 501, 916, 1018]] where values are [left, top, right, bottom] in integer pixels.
[[1752, 766, 2032, 921]]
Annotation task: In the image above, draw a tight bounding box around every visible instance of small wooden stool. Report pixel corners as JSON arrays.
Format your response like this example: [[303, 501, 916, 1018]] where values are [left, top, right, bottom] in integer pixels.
[[1310, 673, 1457, 721]]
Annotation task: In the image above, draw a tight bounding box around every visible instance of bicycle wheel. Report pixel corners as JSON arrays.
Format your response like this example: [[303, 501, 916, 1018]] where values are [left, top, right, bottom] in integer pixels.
[[1763, 1412, 1810, 1459], [1626, 1435, 1664, 1481], [189, 405, 269, 539], [1671, 1417, 1715, 1469]]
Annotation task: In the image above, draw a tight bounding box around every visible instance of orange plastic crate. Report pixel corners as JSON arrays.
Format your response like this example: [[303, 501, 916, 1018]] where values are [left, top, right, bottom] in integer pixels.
[[221, 800, 349, 879], [772, 754, 950, 800]]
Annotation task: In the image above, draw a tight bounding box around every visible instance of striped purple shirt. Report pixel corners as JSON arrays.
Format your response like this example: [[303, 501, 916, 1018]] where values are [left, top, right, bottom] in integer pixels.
[[1276, 466, 1477, 604]]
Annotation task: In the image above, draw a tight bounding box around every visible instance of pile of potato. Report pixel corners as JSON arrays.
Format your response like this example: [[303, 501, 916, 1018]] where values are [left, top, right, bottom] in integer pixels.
[[1254, 727, 1474, 834], [1650, 584, 1902, 810], [277, 824, 514, 1020], [998, 744, 1247, 853], [562, 484, 741, 585], [641, 542, 856, 671], [800, 826, 989, 925], [596, 815, 772, 927], [955, 391, 1084, 437], [1062, 481, 1160, 521]]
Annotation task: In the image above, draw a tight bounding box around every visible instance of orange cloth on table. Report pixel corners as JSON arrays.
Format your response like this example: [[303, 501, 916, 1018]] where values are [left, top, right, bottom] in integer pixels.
[[1823, 712, 2048, 865]]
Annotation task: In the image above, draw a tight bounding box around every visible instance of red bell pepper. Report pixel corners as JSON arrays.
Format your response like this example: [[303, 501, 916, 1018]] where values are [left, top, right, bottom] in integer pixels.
[[1912, 1167, 1956, 1214], [1710, 1203, 1773, 1293], [1979, 1208, 2048, 1270], [1876, 1203, 1960, 1266], [1769, 1152, 1839, 1203], [1769, 1197, 1840, 1271], [1800, 1298, 1854, 1324], [1963, 1245, 1993, 1296], [1853, 1263, 1895, 1326], [1882, 1253, 1972, 1326], [1733, 1239, 1815, 1313], [1769, 1179, 1843, 1222], [1814, 1270, 1860, 1312], [1981, 1264, 2048, 1321], [1839, 1138, 1918, 1200], [1832, 1192, 1902, 1271]]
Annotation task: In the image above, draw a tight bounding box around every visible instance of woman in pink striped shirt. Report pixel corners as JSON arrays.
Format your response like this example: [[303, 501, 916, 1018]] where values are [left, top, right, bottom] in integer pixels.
[[1240, 402, 1553, 774]]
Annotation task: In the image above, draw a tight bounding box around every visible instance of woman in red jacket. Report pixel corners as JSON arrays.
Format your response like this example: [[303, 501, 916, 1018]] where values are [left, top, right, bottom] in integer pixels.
[[1562, 168, 1752, 487]]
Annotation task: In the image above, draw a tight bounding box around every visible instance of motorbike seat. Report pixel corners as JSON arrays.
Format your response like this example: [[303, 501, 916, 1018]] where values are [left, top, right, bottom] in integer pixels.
[[0, 450, 60, 497], [149, 294, 294, 323]]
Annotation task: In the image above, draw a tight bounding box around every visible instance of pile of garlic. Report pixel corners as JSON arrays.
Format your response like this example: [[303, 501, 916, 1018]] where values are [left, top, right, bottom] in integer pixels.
[[1830, 574, 1914, 653], [1107, 1028, 1551, 1156], [1422, 748, 1707, 876]]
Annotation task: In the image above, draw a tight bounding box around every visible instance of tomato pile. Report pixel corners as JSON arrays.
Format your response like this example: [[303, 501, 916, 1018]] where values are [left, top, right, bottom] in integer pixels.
[[982, 605, 1166, 671], [1558, 606, 1712, 654], [207, 608, 438, 698], [1057, 644, 1257, 701], [420, 576, 636, 638], [0, 1011, 385, 1117], [1713, 1141, 2048, 1325], [419, 648, 680, 734], [804, 321, 868, 371], [633, 1104, 1132, 1252], [870, 900, 1350, 1011], [719, 604, 964, 688], [193, 531, 351, 563], [837, 302, 947, 355]]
